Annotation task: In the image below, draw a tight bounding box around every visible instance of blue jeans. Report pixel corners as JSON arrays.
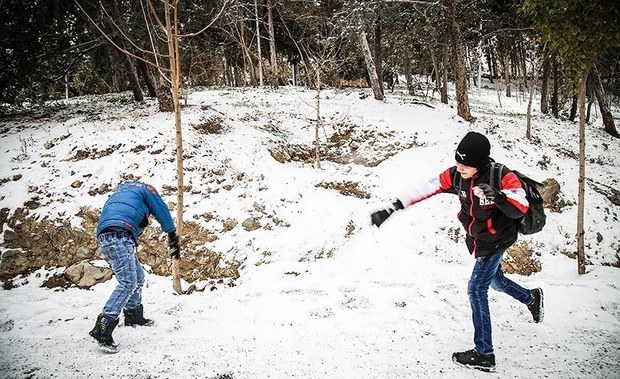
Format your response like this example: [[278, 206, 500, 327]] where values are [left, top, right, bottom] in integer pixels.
[[97, 231, 145, 320], [467, 251, 534, 356]]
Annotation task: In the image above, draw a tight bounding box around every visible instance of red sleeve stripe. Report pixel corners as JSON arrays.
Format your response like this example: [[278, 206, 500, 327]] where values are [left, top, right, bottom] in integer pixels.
[[501, 172, 529, 213], [439, 168, 454, 191]]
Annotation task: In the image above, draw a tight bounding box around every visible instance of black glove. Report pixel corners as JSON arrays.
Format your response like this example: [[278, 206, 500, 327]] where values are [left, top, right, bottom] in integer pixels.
[[139, 215, 149, 228], [168, 232, 181, 259], [476, 183, 502, 201], [371, 199, 404, 227]]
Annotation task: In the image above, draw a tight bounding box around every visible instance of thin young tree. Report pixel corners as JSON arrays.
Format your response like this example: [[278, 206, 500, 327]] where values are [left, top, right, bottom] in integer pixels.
[[254, 0, 264, 86], [76, 0, 228, 292], [299, 27, 351, 169], [266, 0, 278, 85], [523, 0, 620, 274]]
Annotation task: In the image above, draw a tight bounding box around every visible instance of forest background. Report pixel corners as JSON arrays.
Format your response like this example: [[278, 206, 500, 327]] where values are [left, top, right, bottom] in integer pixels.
[[1, 1, 620, 377], [1, 0, 618, 126]]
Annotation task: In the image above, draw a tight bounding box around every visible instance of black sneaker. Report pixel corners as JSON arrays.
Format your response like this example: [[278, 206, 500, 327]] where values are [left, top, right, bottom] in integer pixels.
[[452, 349, 496, 372], [527, 288, 544, 323]]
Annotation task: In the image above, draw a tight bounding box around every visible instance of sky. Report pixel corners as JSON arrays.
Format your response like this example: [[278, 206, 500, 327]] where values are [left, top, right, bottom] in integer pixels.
[[0, 82, 619, 378]]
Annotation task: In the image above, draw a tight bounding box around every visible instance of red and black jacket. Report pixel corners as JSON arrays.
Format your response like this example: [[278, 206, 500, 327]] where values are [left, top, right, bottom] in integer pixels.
[[397, 164, 529, 257]]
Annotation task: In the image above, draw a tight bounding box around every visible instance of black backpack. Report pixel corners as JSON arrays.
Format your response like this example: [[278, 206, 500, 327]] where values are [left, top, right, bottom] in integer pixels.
[[453, 163, 546, 235]]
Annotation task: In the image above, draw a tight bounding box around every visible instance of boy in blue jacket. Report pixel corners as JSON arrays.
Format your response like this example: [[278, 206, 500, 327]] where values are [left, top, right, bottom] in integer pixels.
[[89, 181, 181, 353], [371, 132, 544, 372]]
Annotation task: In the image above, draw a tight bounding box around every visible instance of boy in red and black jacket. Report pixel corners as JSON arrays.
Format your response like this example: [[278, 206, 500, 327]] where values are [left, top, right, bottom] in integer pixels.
[[371, 132, 544, 373]]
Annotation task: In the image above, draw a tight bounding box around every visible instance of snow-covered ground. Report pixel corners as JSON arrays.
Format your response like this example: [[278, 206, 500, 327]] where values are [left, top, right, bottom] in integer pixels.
[[0, 83, 619, 378]]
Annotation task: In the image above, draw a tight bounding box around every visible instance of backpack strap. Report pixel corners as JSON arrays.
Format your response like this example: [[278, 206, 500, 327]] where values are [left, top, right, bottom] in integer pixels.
[[452, 167, 462, 194], [489, 163, 504, 190]]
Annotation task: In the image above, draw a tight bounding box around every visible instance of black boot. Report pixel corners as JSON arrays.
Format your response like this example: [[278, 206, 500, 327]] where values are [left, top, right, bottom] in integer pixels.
[[89, 314, 119, 353], [452, 349, 496, 372], [124, 304, 155, 327], [527, 288, 544, 323]]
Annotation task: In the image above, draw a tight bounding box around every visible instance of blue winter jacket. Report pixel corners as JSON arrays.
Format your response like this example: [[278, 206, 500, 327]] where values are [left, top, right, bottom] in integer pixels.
[[97, 181, 176, 241]]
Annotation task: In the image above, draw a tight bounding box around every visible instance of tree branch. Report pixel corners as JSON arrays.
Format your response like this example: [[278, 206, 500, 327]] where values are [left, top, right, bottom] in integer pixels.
[[73, 0, 171, 73]]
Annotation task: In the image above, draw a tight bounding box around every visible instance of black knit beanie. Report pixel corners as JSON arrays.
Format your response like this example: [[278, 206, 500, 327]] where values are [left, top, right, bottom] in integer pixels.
[[455, 132, 490, 169]]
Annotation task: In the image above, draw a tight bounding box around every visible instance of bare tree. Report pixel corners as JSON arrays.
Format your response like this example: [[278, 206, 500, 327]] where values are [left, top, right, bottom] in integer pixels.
[[576, 68, 587, 275], [76, 0, 228, 294], [299, 26, 351, 169]]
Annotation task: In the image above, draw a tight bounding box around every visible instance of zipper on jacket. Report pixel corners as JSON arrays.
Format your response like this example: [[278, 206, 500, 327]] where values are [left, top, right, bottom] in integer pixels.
[[467, 179, 477, 254]]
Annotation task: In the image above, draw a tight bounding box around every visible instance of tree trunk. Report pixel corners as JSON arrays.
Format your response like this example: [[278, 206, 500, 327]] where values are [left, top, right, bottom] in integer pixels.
[[222, 56, 229, 86], [503, 53, 511, 98], [254, 0, 264, 87], [476, 35, 483, 97], [314, 67, 321, 169], [591, 67, 620, 138], [267, 0, 278, 86], [540, 55, 550, 114], [241, 23, 256, 87], [586, 98, 594, 124], [405, 57, 412, 95], [117, 47, 144, 102], [585, 74, 595, 124], [519, 40, 528, 91], [239, 18, 248, 87], [441, 38, 449, 104], [445, 0, 473, 121], [233, 65, 242, 87], [466, 45, 476, 88], [137, 56, 158, 97], [569, 94, 578, 121], [164, 0, 183, 294], [373, 16, 383, 94], [551, 57, 559, 118], [157, 77, 174, 112], [577, 68, 587, 275], [486, 41, 495, 84], [526, 81, 534, 140], [360, 30, 384, 101], [431, 50, 441, 96]]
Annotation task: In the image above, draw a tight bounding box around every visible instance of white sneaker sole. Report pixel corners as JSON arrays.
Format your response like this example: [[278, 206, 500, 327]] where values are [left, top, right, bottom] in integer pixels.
[[98, 343, 119, 354], [452, 356, 496, 373]]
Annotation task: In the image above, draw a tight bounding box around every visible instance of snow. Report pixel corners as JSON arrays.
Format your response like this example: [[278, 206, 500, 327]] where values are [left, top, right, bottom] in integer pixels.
[[1, 84, 619, 378]]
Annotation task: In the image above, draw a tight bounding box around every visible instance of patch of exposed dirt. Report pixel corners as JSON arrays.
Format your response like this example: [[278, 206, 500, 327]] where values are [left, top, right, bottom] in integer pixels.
[[503, 241, 542, 276], [131, 145, 146, 153], [1, 208, 98, 280], [316, 181, 370, 199], [442, 226, 462, 244], [193, 115, 225, 134], [588, 179, 620, 206], [210, 373, 235, 379], [69, 144, 121, 161], [299, 247, 335, 262], [0, 207, 240, 286], [269, 122, 424, 167], [42, 273, 73, 290], [88, 183, 113, 196], [345, 221, 356, 238]]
